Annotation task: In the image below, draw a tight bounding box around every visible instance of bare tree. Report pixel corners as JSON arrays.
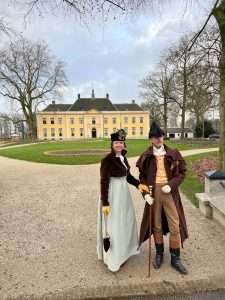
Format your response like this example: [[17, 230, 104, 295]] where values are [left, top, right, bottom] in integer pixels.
[[212, 1, 225, 170], [139, 60, 175, 135], [15, 0, 146, 17], [0, 37, 67, 138], [140, 97, 162, 127], [187, 62, 219, 123], [165, 37, 193, 138], [141, 25, 220, 138]]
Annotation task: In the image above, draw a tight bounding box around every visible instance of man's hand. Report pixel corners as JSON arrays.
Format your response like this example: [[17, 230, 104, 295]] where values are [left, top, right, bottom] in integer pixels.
[[138, 183, 149, 193], [161, 184, 171, 194], [102, 206, 110, 216]]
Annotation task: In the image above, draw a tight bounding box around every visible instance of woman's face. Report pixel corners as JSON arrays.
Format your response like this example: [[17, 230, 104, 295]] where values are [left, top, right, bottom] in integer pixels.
[[112, 141, 125, 153]]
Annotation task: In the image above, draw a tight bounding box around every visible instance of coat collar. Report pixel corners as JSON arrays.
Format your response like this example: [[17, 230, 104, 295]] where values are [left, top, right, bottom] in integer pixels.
[[143, 144, 175, 159], [136, 143, 176, 169]]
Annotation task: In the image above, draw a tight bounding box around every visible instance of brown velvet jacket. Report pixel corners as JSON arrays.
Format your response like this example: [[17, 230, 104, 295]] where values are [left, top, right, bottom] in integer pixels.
[[136, 144, 188, 248], [100, 148, 139, 206]]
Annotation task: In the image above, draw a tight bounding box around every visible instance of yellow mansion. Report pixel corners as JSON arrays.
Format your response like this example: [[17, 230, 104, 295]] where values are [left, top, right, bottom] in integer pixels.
[[36, 90, 150, 140]]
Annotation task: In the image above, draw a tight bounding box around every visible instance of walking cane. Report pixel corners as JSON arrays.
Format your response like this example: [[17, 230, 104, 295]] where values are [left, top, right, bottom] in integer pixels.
[[148, 185, 153, 278], [142, 185, 153, 277]]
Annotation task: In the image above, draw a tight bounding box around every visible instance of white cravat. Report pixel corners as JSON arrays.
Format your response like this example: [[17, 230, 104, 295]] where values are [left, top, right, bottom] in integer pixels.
[[116, 153, 128, 169], [153, 144, 166, 156]]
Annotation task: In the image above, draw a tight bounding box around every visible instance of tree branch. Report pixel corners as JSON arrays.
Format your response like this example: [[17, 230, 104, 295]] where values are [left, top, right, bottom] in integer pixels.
[[188, 0, 220, 51]]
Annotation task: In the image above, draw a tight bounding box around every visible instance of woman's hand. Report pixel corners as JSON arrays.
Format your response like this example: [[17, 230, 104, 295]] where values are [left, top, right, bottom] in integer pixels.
[[138, 183, 149, 193], [102, 206, 110, 216]]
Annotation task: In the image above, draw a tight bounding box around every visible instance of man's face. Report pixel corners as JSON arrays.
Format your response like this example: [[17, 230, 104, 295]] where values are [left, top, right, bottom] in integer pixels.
[[150, 136, 164, 147]]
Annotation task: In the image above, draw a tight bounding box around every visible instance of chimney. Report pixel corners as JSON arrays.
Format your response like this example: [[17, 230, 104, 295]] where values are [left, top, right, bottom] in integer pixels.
[[106, 93, 109, 99], [78, 93, 80, 99], [91, 89, 95, 99], [52, 100, 56, 105], [132, 99, 135, 104]]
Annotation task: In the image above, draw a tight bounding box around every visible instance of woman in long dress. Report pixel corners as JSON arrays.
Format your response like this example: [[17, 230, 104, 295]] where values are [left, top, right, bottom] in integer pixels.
[[97, 129, 148, 272]]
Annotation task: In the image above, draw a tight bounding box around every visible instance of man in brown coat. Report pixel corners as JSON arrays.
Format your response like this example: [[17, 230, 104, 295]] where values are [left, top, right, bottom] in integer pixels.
[[136, 122, 188, 275]]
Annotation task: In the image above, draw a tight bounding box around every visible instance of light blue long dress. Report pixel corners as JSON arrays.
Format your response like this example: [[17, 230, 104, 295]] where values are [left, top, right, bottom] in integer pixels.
[[97, 155, 140, 272]]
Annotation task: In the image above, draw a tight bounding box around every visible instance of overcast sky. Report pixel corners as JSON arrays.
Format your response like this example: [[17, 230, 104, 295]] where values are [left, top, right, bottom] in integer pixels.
[[0, 0, 216, 113]]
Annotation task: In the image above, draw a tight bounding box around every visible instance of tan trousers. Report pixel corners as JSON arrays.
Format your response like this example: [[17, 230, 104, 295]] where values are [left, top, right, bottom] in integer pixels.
[[153, 183, 181, 249]]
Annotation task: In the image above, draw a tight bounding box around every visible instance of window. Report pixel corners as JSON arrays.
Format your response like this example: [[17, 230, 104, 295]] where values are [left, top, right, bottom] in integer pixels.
[[92, 117, 96, 125], [58, 128, 63, 137], [70, 118, 74, 124], [140, 127, 143, 135], [80, 117, 84, 124], [50, 117, 54, 125], [124, 127, 128, 135], [124, 117, 128, 124], [71, 128, 75, 137], [104, 128, 108, 136], [112, 117, 116, 124], [43, 128, 47, 137], [140, 116, 144, 123], [51, 128, 55, 137], [43, 117, 47, 124], [104, 117, 108, 124], [132, 127, 136, 135], [80, 128, 84, 136], [58, 117, 62, 125], [132, 116, 136, 124]]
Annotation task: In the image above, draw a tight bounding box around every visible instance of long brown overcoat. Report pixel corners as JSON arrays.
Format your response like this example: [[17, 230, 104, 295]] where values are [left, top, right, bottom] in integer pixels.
[[136, 144, 188, 248]]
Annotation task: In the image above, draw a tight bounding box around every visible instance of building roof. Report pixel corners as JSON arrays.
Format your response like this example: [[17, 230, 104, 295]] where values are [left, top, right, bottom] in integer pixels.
[[69, 97, 116, 111], [41, 93, 144, 112], [42, 104, 71, 112], [114, 103, 143, 111]]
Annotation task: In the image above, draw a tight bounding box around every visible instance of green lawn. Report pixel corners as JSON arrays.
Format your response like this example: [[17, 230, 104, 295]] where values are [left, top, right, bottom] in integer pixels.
[[0, 138, 218, 165], [0, 139, 218, 206], [180, 151, 219, 207]]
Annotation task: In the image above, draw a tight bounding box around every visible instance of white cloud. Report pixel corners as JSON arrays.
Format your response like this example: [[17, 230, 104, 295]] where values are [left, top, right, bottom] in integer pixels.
[[0, 0, 217, 113]]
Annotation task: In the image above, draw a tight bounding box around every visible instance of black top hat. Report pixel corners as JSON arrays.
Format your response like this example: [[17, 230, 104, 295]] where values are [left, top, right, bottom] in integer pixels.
[[111, 129, 127, 141], [149, 121, 165, 138]]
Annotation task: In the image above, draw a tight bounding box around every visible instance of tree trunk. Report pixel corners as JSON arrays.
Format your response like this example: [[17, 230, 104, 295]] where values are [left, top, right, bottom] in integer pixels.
[[213, 1, 225, 171], [21, 105, 37, 139], [181, 63, 187, 139], [202, 116, 205, 138], [28, 116, 37, 139], [163, 96, 168, 137]]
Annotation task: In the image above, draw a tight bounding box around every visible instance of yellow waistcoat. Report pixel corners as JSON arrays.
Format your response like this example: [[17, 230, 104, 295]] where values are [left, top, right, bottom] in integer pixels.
[[155, 155, 168, 184]]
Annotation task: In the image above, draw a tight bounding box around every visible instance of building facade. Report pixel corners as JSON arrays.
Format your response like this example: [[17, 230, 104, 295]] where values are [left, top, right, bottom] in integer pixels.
[[36, 91, 150, 140], [166, 128, 194, 139]]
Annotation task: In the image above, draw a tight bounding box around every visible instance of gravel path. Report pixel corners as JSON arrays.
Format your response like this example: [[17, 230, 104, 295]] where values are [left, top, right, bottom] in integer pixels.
[[0, 147, 224, 300]]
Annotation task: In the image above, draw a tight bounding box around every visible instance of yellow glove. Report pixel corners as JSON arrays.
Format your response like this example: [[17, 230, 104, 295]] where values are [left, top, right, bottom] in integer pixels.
[[102, 206, 110, 216], [138, 184, 149, 193]]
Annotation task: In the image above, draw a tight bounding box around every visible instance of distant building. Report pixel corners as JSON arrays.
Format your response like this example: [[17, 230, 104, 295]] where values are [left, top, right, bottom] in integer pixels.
[[167, 128, 193, 139], [0, 115, 26, 139], [205, 108, 220, 121], [36, 90, 150, 140]]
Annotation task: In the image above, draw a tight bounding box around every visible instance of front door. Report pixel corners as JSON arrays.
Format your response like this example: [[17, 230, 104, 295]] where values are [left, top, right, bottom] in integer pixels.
[[92, 128, 97, 138]]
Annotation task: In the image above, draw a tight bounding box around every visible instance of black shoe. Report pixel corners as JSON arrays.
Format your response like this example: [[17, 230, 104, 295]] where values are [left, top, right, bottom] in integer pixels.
[[170, 248, 188, 275], [153, 243, 164, 269]]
